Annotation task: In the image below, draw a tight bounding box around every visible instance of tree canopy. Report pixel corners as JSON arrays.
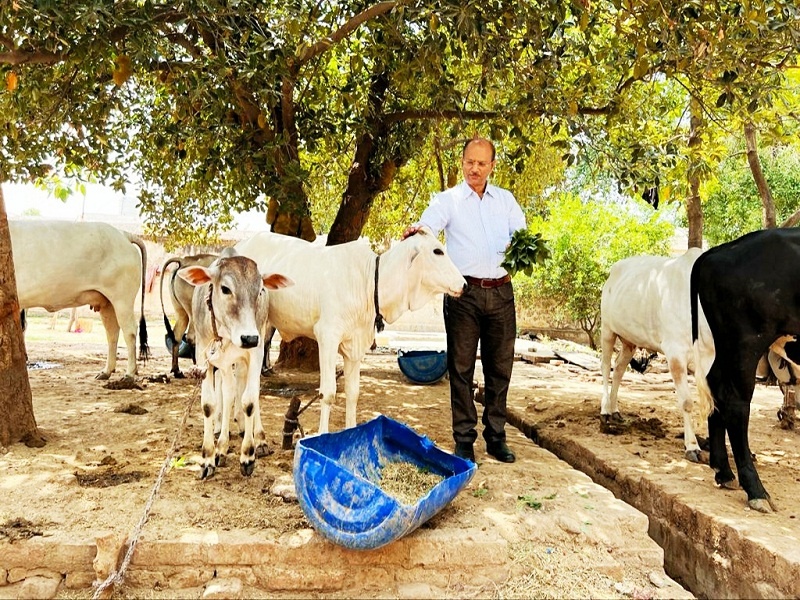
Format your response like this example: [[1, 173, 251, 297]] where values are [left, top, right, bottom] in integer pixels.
[[1, 1, 798, 248]]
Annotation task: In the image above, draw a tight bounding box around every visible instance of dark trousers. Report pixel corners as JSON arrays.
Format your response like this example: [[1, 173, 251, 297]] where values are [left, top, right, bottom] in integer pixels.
[[444, 281, 516, 445]]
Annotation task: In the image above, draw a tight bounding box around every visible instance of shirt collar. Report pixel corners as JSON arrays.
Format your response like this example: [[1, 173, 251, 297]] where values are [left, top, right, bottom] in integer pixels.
[[458, 180, 497, 200]]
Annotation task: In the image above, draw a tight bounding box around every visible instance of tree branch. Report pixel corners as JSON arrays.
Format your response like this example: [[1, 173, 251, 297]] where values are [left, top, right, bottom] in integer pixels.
[[296, 1, 396, 67], [384, 103, 613, 125], [0, 49, 64, 65]]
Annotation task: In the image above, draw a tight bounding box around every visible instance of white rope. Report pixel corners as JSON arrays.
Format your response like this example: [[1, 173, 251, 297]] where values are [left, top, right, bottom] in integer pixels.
[[92, 382, 199, 599]]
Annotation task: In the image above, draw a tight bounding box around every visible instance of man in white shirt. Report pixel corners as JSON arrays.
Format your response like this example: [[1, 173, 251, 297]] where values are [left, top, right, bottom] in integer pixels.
[[404, 137, 526, 464]]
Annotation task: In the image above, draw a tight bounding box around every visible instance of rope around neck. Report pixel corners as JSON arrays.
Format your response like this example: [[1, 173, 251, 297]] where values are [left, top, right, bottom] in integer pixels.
[[205, 284, 223, 342]]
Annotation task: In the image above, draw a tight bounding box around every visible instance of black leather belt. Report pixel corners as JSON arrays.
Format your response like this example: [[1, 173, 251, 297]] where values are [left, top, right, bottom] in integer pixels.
[[464, 275, 511, 288]]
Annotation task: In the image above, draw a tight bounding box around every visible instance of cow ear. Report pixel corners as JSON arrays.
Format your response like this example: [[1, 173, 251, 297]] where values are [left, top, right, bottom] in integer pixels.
[[262, 273, 294, 290], [178, 266, 212, 286], [407, 246, 421, 268]]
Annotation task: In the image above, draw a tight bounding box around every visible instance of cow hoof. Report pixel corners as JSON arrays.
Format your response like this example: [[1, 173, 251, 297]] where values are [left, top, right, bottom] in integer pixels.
[[240, 461, 255, 477], [216, 454, 227, 468], [599, 413, 628, 435], [199, 465, 216, 480], [718, 479, 740, 490], [172, 371, 186, 379], [748, 497, 777, 513], [255, 443, 272, 459], [685, 449, 707, 464], [95, 372, 111, 381], [777, 409, 795, 430], [261, 367, 274, 377]]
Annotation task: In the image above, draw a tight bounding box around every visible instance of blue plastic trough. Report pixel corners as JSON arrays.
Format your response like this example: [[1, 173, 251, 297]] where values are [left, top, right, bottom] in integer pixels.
[[293, 415, 476, 550], [397, 349, 448, 384]]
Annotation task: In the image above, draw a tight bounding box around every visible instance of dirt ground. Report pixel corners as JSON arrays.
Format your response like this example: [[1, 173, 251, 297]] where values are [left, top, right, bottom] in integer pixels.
[[12, 311, 800, 598], [512, 349, 800, 519]]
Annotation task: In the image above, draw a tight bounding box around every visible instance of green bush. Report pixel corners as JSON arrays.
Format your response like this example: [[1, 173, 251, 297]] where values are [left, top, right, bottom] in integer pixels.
[[514, 192, 674, 348], [702, 144, 800, 246]]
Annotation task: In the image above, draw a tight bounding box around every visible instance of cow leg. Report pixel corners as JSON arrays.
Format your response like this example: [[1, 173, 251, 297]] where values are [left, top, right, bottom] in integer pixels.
[[599, 327, 618, 420], [720, 370, 776, 512], [705, 360, 736, 489], [706, 408, 735, 488], [601, 336, 633, 426], [237, 350, 268, 458], [609, 341, 635, 421], [102, 297, 139, 381], [342, 354, 362, 429], [316, 337, 340, 434], [778, 384, 797, 430], [238, 353, 263, 476], [199, 368, 218, 479], [214, 365, 237, 468], [261, 325, 276, 376], [170, 310, 190, 378], [96, 303, 121, 380], [213, 384, 225, 438], [667, 353, 704, 463]]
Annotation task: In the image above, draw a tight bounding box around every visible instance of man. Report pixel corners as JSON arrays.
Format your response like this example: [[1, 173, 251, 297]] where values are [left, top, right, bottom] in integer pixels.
[[404, 137, 525, 463]]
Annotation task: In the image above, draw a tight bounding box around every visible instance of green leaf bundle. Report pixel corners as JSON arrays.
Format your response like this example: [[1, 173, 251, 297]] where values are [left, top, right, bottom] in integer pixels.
[[501, 229, 551, 278]]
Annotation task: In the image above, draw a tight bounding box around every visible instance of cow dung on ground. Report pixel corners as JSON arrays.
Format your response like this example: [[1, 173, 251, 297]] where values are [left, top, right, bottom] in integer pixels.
[[6, 321, 800, 598]]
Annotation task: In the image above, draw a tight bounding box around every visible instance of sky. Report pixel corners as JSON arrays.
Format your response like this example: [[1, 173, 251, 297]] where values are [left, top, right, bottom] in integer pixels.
[[1, 182, 270, 233]]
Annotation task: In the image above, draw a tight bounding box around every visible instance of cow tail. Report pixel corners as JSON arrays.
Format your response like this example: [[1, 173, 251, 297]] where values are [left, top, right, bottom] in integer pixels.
[[690, 255, 714, 418], [690, 259, 699, 343], [128, 233, 151, 361], [160, 257, 182, 347]]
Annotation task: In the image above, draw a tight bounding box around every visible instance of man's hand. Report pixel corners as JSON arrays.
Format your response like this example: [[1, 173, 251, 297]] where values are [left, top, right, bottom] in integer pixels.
[[402, 225, 422, 239]]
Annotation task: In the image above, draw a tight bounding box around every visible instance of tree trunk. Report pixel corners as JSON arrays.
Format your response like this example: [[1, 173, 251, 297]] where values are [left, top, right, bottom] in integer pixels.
[[272, 69, 409, 367], [685, 102, 704, 249], [327, 70, 396, 246], [744, 121, 776, 229], [0, 187, 44, 449], [275, 338, 320, 371]]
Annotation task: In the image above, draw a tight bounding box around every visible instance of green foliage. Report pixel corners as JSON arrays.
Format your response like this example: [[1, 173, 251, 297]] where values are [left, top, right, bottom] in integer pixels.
[[702, 142, 800, 246], [0, 0, 798, 249], [516, 192, 673, 346], [169, 456, 188, 470], [517, 495, 543, 510], [501, 229, 551, 278]]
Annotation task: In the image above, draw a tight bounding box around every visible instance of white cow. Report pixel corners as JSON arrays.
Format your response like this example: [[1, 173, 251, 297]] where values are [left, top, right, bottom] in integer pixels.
[[235, 228, 466, 434], [10, 220, 149, 381], [178, 248, 292, 479], [159, 253, 217, 378], [599, 247, 709, 462]]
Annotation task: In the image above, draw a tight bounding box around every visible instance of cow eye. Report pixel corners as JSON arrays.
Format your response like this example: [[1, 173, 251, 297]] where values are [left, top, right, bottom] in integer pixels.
[[433, 248, 444, 256], [221, 286, 232, 295]]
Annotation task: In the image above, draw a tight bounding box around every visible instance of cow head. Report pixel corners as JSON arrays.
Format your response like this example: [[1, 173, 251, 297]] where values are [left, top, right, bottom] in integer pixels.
[[179, 249, 293, 349], [402, 228, 466, 311]]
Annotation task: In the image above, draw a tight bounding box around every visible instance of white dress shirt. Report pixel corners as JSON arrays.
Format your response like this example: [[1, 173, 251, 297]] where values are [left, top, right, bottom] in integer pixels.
[[417, 181, 526, 279]]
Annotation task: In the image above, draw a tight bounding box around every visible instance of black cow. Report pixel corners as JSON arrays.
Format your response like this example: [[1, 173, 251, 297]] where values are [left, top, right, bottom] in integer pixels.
[[690, 228, 800, 513]]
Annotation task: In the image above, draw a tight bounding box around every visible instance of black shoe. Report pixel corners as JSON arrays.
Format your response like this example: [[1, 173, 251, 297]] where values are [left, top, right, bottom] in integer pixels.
[[486, 441, 516, 463], [454, 442, 476, 463]]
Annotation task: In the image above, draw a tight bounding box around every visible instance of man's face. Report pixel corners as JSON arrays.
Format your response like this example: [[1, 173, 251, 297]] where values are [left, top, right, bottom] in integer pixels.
[[461, 142, 495, 193]]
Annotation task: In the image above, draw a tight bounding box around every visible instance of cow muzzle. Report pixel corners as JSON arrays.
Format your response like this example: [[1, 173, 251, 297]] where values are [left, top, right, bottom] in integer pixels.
[[240, 335, 260, 349]]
